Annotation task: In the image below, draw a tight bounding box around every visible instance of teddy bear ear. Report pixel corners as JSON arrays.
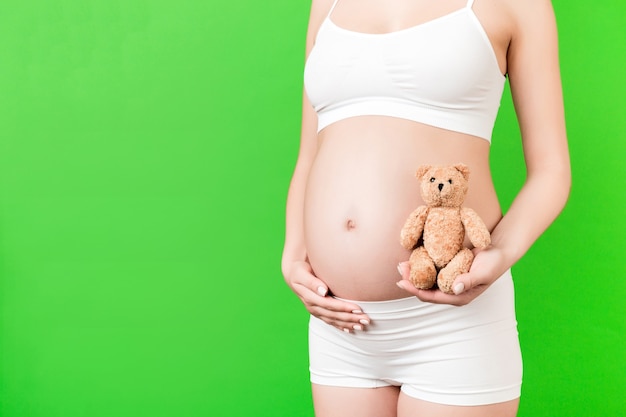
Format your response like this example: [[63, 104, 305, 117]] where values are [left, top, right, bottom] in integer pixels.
[[415, 165, 432, 179], [453, 163, 470, 180]]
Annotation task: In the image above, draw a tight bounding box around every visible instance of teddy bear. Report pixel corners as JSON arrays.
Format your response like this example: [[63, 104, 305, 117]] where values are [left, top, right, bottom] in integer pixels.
[[400, 163, 491, 294]]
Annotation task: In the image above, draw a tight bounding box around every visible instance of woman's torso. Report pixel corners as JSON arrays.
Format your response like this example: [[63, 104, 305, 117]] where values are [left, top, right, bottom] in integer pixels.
[[302, 0, 513, 301]]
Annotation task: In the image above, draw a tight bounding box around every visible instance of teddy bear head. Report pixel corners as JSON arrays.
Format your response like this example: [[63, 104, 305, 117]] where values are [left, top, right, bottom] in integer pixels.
[[415, 164, 470, 208]]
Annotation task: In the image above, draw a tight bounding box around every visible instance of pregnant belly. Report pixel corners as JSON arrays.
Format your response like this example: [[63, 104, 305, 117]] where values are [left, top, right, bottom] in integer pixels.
[[303, 136, 428, 300], [304, 187, 415, 301], [303, 118, 500, 301]]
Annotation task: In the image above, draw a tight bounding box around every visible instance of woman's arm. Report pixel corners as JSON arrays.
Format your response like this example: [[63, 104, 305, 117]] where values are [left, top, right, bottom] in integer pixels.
[[281, 0, 371, 330], [398, 0, 571, 305]]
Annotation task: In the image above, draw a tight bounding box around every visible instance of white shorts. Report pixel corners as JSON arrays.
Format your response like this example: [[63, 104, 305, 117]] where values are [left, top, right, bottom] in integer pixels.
[[308, 270, 523, 406]]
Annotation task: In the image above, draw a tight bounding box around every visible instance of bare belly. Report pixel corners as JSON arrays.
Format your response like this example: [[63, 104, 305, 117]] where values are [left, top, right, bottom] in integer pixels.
[[304, 116, 503, 301]]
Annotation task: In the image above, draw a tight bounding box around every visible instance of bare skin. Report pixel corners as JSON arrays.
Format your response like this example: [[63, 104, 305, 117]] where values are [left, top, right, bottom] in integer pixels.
[[282, 0, 570, 415], [313, 385, 520, 417]]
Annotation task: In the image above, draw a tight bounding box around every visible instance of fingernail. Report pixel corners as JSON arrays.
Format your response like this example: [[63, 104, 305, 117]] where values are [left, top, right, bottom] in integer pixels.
[[352, 309, 363, 314], [397, 263, 403, 276], [453, 283, 465, 295], [343, 328, 350, 333], [353, 325, 363, 331], [317, 286, 327, 296], [360, 319, 370, 325], [396, 281, 405, 290]]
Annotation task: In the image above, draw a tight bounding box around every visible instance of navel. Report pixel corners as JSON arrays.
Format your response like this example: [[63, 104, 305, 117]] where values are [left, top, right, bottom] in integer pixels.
[[345, 219, 356, 231]]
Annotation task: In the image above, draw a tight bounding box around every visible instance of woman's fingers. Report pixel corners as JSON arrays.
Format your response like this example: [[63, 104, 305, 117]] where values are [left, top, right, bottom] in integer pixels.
[[397, 261, 410, 280], [310, 305, 370, 332], [307, 293, 371, 332], [397, 279, 487, 306], [414, 285, 487, 306], [395, 259, 493, 306], [287, 262, 371, 332]]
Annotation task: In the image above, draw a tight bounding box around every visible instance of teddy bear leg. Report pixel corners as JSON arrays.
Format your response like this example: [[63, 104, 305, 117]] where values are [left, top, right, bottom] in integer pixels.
[[408, 247, 437, 290], [437, 248, 474, 294]]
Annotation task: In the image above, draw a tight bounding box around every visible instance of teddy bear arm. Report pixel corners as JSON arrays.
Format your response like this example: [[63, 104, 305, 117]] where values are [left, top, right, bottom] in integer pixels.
[[460, 207, 491, 249], [400, 206, 429, 250]]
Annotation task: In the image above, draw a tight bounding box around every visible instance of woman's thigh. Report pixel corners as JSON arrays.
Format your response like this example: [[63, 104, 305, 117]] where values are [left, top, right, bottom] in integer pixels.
[[312, 384, 400, 417], [398, 392, 520, 417]]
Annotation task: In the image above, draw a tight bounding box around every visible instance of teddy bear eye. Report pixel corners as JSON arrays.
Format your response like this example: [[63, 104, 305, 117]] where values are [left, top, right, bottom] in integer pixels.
[[430, 177, 436, 182], [448, 179, 453, 184]]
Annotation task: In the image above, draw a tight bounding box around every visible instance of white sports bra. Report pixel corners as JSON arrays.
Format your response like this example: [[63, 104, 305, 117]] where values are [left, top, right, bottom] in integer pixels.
[[304, 0, 506, 142]]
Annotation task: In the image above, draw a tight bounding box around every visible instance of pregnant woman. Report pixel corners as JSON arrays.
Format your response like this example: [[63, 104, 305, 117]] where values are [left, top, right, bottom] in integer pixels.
[[281, 0, 570, 415]]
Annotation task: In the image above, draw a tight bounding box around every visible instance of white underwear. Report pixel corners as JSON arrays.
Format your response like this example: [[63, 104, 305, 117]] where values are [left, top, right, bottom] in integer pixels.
[[308, 270, 522, 406]]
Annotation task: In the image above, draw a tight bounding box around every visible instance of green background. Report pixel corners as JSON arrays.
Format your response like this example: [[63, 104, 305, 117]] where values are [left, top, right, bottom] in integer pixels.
[[0, 0, 623, 416]]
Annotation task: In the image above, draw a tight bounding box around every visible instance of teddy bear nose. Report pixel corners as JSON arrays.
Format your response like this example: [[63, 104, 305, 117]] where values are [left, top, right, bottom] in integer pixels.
[[438, 183, 444, 191]]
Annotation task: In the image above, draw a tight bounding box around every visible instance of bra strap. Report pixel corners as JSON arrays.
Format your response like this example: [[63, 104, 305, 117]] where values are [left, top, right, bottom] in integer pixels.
[[327, 0, 340, 17], [466, 0, 475, 8]]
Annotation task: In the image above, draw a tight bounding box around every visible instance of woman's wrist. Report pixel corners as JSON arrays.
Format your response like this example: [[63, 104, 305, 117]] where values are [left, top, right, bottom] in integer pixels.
[[484, 236, 524, 275]]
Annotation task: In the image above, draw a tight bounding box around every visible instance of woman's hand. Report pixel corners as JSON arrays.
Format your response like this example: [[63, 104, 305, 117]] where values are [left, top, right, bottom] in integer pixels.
[[396, 246, 509, 306], [284, 260, 371, 332]]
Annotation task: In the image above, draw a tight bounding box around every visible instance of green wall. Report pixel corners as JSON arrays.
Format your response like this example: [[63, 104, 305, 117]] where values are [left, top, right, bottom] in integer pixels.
[[0, 1, 623, 416]]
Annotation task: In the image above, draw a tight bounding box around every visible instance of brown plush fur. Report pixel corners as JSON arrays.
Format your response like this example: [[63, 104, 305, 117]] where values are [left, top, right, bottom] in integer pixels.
[[400, 164, 491, 294]]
